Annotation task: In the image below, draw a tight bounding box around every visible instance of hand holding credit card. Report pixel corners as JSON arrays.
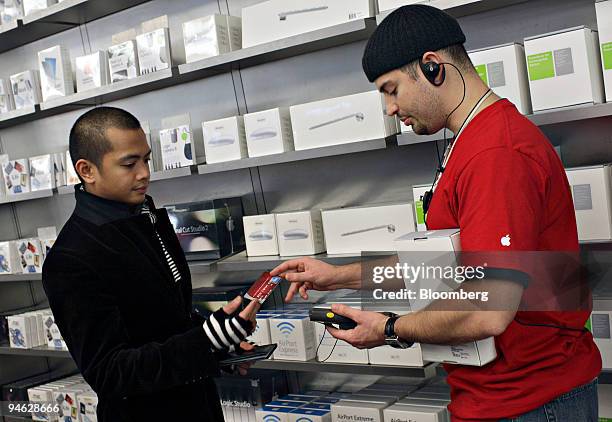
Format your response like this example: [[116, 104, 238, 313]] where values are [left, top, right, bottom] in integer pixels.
[[245, 272, 285, 304]]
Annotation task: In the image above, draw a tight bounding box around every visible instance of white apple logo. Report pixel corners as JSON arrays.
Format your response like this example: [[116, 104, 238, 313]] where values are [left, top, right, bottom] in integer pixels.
[[501, 234, 511, 247]]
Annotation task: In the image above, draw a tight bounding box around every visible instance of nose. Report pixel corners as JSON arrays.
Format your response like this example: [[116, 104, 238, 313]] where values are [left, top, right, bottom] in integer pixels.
[[385, 97, 399, 117], [137, 160, 150, 182]]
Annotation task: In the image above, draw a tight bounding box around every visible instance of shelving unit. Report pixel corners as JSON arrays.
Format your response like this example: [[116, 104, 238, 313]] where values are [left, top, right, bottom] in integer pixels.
[[0, 345, 70, 358]]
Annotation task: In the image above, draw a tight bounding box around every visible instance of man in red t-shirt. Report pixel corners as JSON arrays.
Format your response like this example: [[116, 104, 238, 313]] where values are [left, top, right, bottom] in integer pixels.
[[270, 5, 601, 421]]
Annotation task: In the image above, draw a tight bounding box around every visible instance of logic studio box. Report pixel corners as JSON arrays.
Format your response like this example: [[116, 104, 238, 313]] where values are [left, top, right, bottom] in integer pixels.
[[565, 165, 612, 241], [331, 401, 388, 422], [524, 26, 604, 111], [275, 210, 326, 256], [10, 70, 42, 109], [76, 50, 109, 92], [321, 203, 415, 254], [242, 0, 375, 48], [243, 214, 279, 256], [38, 45, 74, 102], [270, 315, 317, 361], [290, 91, 398, 151], [183, 14, 242, 63], [591, 299, 612, 370], [383, 404, 447, 422], [596, 0, 612, 102], [108, 40, 140, 83], [202, 116, 248, 164], [244, 107, 294, 157], [468, 42, 532, 115], [3, 158, 31, 195]]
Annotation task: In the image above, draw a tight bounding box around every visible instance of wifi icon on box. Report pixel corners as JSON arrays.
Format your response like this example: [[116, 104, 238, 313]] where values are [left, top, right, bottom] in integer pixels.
[[263, 415, 281, 422], [276, 321, 295, 335]]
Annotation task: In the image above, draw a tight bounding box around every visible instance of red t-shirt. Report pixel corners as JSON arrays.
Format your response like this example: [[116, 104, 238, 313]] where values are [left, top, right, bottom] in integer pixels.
[[426, 99, 601, 421]]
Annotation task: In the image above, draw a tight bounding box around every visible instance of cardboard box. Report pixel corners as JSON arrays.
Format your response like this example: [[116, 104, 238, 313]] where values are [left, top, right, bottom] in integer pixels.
[[136, 27, 171, 75], [331, 401, 388, 422], [468, 43, 532, 115], [29, 154, 55, 191], [244, 107, 294, 157], [3, 158, 31, 195], [38, 45, 74, 102], [244, 214, 279, 256], [290, 91, 398, 150], [23, 0, 56, 16], [202, 116, 247, 163], [0, 78, 15, 114], [160, 125, 195, 170], [249, 313, 280, 346], [65, 151, 80, 186], [256, 406, 295, 422], [270, 315, 317, 361], [565, 165, 612, 241], [383, 404, 447, 422], [108, 40, 140, 83], [600, 384, 612, 421], [183, 14, 241, 63], [315, 317, 369, 364], [276, 210, 326, 256], [412, 184, 431, 232], [322, 203, 415, 254], [394, 229, 497, 366], [242, 0, 374, 48], [17, 238, 43, 274], [76, 50, 109, 92], [524, 27, 604, 111], [289, 408, 331, 422], [596, 0, 612, 102], [590, 299, 612, 370], [10, 70, 42, 109]]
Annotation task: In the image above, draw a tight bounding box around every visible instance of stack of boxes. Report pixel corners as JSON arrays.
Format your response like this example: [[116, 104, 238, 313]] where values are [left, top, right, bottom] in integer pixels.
[[27, 374, 98, 422], [0, 226, 56, 275], [6, 308, 66, 351]]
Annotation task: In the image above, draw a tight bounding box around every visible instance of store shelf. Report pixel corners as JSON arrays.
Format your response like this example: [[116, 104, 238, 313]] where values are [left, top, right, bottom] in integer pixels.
[[396, 129, 448, 146], [0, 0, 152, 54], [253, 359, 437, 378], [527, 102, 612, 127], [0, 273, 42, 283], [188, 260, 218, 274], [56, 185, 76, 196], [198, 137, 390, 175], [0, 345, 70, 358], [0, 189, 54, 205], [150, 166, 194, 182], [0, 106, 38, 129], [0, 19, 20, 36]]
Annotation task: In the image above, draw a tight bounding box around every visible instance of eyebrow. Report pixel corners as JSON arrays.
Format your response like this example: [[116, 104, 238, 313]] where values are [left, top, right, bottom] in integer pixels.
[[119, 149, 152, 162]]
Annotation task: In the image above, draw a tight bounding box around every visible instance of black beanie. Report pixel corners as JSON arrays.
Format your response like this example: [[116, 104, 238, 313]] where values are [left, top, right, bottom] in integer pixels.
[[362, 5, 466, 82]]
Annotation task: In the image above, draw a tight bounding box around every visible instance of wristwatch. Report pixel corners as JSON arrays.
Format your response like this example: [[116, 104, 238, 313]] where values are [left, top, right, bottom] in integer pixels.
[[384, 313, 414, 349]]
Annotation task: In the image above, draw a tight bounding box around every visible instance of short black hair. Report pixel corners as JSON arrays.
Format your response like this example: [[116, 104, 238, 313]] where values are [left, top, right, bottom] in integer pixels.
[[69, 107, 141, 169], [400, 44, 473, 80]]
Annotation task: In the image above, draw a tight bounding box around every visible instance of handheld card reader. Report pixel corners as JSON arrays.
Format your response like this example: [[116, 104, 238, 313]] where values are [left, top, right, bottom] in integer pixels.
[[309, 306, 357, 330]]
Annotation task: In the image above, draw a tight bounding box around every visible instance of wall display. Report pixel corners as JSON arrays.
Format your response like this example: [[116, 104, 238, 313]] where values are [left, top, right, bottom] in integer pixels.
[[596, 0, 612, 101], [202, 116, 248, 164], [76, 50, 109, 92], [2, 158, 31, 195], [37, 45, 74, 102], [244, 107, 294, 157], [29, 154, 54, 191], [108, 40, 140, 83], [10, 70, 42, 109]]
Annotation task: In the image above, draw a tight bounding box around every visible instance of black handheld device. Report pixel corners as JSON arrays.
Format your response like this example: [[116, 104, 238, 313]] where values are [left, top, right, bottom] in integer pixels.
[[309, 307, 357, 330], [219, 344, 277, 366]]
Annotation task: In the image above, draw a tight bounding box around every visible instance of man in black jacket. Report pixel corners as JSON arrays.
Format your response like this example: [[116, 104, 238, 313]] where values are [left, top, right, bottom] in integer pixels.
[[43, 107, 259, 421]]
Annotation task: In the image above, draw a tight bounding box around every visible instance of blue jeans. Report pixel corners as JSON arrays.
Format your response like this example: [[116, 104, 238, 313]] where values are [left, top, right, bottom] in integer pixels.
[[499, 379, 599, 421]]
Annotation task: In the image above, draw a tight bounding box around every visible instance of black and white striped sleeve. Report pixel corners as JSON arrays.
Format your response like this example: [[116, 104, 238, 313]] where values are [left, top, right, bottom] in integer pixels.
[[203, 308, 254, 352]]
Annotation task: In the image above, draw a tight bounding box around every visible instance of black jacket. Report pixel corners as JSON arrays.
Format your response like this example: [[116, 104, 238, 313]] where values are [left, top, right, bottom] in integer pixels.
[[42, 186, 224, 422]]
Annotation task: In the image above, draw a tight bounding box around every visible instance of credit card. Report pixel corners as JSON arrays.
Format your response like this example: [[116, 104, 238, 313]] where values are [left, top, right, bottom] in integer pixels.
[[245, 272, 284, 304]]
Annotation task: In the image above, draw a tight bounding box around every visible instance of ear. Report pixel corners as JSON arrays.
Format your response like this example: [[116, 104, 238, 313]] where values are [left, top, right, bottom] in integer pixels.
[[75, 159, 98, 185]]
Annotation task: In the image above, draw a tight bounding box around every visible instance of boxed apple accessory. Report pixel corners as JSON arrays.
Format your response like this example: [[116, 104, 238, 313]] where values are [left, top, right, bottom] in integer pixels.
[[45, 314, 67, 350], [275, 210, 326, 256], [28, 386, 56, 421], [202, 116, 247, 164], [17, 239, 43, 273], [249, 313, 280, 347], [290, 91, 398, 151], [3, 158, 31, 195], [241, 0, 375, 48], [256, 405, 295, 422], [270, 314, 317, 361], [368, 318, 426, 367], [0, 78, 15, 114], [77, 390, 98, 422], [321, 203, 415, 254], [76, 50, 109, 92], [38, 226, 57, 259], [22, 0, 56, 16], [38, 45, 74, 102], [29, 154, 55, 191], [108, 36, 140, 83], [53, 152, 66, 187], [244, 214, 279, 256], [1, 0, 23, 24], [314, 320, 369, 364], [331, 401, 388, 422], [159, 126, 194, 170], [136, 16, 172, 75], [565, 165, 612, 241], [468, 42, 532, 115], [524, 26, 604, 112], [591, 299, 611, 370], [0, 241, 20, 274], [183, 14, 242, 63], [65, 151, 80, 185], [596, 0, 612, 102], [383, 404, 447, 422], [412, 184, 431, 232], [244, 107, 294, 158], [288, 408, 331, 422], [10, 70, 42, 109], [394, 229, 497, 366], [8, 315, 33, 348]]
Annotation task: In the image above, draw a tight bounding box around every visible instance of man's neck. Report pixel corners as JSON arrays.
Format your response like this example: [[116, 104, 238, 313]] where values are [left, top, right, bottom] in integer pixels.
[[445, 77, 500, 135]]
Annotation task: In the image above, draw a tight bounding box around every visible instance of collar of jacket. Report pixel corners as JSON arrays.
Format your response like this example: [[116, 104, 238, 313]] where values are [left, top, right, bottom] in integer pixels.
[[73, 184, 157, 226]]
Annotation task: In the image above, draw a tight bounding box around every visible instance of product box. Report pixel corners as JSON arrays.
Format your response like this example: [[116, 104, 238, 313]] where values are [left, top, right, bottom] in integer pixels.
[[3, 158, 31, 195], [383, 404, 447, 422], [321, 203, 415, 254], [136, 27, 171, 75], [270, 315, 317, 361], [17, 238, 43, 273], [275, 210, 325, 256], [55, 387, 86, 422], [242, 0, 375, 48], [159, 125, 194, 170], [38, 45, 74, 102], [524, 26, 604, 111], [468, 42, 532, 115], [10, 70, 42, 109], [600, 384, 612, 421], [590, 299, 612, 370], [53, 152, 66, 187], [290, 91, 398, 151], [8, 315, 33, 348], [289, 408, 331, 422], [596, 0, 612, 102], [23, 0, 56, 16], [202, 116, 248, 164], [565, 165, 612, 241], [108, 40, 140, 83], [331, 401, 388, 422], [183, 14, 241, 63], [314, 319, 369, 364], [244, 214, 279, 256], [394, 229, 497, 366], [256, 406, 295, 422], [249, 313, 279, 347], [0, 241, 20, 274], [0, 78, 14, 114], [244, 107, 294, 157], [77, 391, 98, 422], [378, 0, 427, 12], [1, 0, 23, 24], [46, 314, 67, 350], [29, 154, 55, 191], [412, 184, 431, 231], [76, 50, 109, 92], [368, 333, 426, 367], [65, 151, 79, 185]]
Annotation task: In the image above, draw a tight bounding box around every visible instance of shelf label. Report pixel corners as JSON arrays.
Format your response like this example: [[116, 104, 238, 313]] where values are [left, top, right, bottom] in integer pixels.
[[528, 51, 555, 81], [603, 42, 612, 71]]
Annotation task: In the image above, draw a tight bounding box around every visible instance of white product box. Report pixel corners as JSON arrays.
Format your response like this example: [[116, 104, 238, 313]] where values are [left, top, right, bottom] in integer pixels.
[[136, 28, 171, 75], [290, 91, 397, 151], [29, 154, 55, 191], [412, 184, 430, 232], [596, 0, 612, 102], [38, 45, 74, 102], [3, 158, 31, 195], [468, 43, 532, 115], [28, 387, 55, 421], [249, 313, 279, 346], [256, 406, 295, 422], [0, 241, 20, 274], [244, 107, 294, 157], [8, 315, 33, 348], [244, 214, 279, 256], [17, 238, 43, 273], [395, 398, 450, 422], [10, 70, 42, 109], [33, 311, 46, 347], [76, 50, 109, 92], [41, 238, 56, 260], [183, 14, 241, 63], [322, 203, 415, 254], [394, 229, 497, 366], [383, 404, 446, 422], [368, 339, 425, 367], [78, 391, 98, 422], [23, 0, 56, 15], [565, 165, 612, 241], [331, 401, 387, 422], [270, 315, 317, 361], [108, 40, 140, 83], [65, 151, 79, 185], [202, 116, 247, 164], [1, 0, 23, 24], [47, 315, 68, 350], [341, 394, 398, 404], [315, 317, 369, 364], [56, 387, 86, 422], [159, 125, 194, 170], [242, 0, 375, 48], [600, 384, 612, 421], [289, 408, 331, 422], [0, 78, 14, 114], [591, 300, 612, 370], [276, 210, 326, 256], [53, 152, 66, 187], [524, 27, 604, 111]]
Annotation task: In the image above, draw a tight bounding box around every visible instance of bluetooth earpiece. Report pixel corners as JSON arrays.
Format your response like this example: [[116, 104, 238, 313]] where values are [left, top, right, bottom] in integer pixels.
[[420, 61, 446, 86]]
